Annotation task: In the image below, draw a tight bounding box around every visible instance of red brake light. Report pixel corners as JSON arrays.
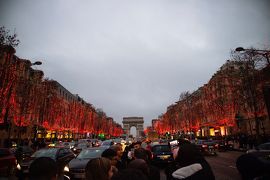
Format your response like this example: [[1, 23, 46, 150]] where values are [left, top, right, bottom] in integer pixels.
[[202, 144, 207, 148]]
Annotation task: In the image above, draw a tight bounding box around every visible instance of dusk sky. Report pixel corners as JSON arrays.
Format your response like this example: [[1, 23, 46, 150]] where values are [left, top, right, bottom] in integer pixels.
[[1, 0, 270, 131]]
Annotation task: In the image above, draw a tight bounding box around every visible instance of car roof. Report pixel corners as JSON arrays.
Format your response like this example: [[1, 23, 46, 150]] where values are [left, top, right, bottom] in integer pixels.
[[151, 143, 170, 147]]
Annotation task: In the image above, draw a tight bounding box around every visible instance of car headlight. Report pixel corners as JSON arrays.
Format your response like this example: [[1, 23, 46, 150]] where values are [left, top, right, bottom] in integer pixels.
[[17, 163, 21, 170], [64, 165, 69, 172]]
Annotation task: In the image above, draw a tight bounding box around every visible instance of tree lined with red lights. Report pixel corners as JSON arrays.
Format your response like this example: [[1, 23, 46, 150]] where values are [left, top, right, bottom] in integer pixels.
[[155, 54, 270, 136], [34, 80, 123, 136], [1, 28, 123, 137]]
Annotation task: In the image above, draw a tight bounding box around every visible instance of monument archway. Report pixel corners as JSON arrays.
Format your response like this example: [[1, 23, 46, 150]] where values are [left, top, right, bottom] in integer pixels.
[[122, 117, 144, 138]]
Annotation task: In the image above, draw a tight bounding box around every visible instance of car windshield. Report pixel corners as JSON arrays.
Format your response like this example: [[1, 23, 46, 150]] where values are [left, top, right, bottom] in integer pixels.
[[21, 146, 33, 152], [77, 144, 88, 148], [203, 141, 215, 144], [55, 142, 63, 146], [102, 141, 112, 146], [31, 148, 57, 159], [64, 142, 74, 147], [77, 149, 104, 159], [258, 143, 270, 150], [0, 149, 11, 157], [197, 140, 212, 144], [113, 139, 122, 143], [152, 145, 171, 153], [78, 139, 89, 144]]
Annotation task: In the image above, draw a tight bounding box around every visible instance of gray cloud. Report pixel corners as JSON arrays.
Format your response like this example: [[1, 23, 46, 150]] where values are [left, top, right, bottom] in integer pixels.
[[1, 0, 270, 129]]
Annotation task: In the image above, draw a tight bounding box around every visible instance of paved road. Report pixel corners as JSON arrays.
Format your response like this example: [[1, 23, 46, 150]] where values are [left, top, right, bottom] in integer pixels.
[[160, 151, 244, 180], [205, 151, 244, 180]]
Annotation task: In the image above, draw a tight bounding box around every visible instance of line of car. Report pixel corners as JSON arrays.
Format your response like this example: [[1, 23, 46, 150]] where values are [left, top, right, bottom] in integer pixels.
[[0, 148, 17, 176], [0, 139, 100, 178], [1, 140, 172, 179], [2, 139, 268, 179], [16, 147, 75, 179]]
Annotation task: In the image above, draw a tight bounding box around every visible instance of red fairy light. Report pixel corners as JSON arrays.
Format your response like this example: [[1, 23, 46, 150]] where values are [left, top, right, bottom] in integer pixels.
[[1, 48, 125, 137], [42, 121, 50, 129]]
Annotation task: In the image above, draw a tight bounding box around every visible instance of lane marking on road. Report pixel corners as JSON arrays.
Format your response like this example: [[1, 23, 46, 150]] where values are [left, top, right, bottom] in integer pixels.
[[229, 165, 237, 169]]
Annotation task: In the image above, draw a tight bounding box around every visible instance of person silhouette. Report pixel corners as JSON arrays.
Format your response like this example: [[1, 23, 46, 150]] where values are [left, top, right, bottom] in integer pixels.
[[29, 157, 57, 180], [85, 157, 113, 180], [169, 143, 215, 180]]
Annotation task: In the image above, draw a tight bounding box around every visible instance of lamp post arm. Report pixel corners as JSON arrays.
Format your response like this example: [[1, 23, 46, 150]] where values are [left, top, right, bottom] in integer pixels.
[[265, 53, 270, 64], [235, 47, 270, 65]]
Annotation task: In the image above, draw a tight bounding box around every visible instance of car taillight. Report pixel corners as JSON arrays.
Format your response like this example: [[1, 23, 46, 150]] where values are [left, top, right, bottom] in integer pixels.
[[202, 145, 207, 148], [11, 157, 17, 165]]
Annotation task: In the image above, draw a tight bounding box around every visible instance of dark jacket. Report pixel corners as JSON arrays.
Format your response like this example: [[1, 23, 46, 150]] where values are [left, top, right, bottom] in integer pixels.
[[171, 160, 215, 180], [236, 153, 270, 180], [168, 143, 215, 180]]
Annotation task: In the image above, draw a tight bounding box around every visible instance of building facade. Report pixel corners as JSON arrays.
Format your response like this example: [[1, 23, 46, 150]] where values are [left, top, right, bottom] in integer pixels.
[[154, 60, 270, 137], [0, 45, 123, 147]]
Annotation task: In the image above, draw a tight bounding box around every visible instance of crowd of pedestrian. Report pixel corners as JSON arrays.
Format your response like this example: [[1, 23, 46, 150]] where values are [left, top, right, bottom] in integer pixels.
[[4, 134, 270, 180], [224, 133, 270, 151], [9, 135, 270, 180], [25, 138, 216, 180]]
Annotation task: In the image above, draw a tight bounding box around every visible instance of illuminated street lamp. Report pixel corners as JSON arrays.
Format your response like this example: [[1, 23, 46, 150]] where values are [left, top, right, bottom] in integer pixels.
[[31, 61, 42, 66], [235, 47, 270, 64], [30, 61, 43, 140]]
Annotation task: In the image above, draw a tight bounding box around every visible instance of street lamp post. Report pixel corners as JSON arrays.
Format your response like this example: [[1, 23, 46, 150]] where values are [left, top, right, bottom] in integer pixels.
[[31, 61, 42, 66], [236, 48, 270, 120], [235, 47, 270, 64], [3, 59, 43, 147], [234, 47, 270, 138], [16, 61, 43, 145]]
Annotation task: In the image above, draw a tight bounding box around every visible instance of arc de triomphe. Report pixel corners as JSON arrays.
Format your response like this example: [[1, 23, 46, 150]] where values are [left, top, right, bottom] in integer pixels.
[[122, 117, 144, 138]]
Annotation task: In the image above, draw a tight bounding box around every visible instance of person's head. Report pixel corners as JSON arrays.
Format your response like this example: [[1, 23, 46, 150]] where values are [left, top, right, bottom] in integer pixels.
[[175, 143, 203, 166], [134, 148, 148, 161], [236, 153, 266, 180], [128, 159, 150, 177], [102, 148, 118, 166], [111, 168, 148, 180], [177, 138, 191, 146], [110, 145, 123, 160], [133, 141, 142, 149], [29, 157, 57, 180], [85, 157, 113, 180]]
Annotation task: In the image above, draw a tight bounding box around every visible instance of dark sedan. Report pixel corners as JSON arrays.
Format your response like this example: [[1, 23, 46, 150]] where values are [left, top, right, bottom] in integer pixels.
[[14, 146, 34, 163], [0, 148, 17, 177], [16, 147, 75, 179], [64, 147, 108, 179], [195, 140, 218, 156], [236, 151, 270, 179], [212, 140, 233, 151], [72, 143, 89, 155], [151, 144, 174, 167], [247, 142, 270, 154]]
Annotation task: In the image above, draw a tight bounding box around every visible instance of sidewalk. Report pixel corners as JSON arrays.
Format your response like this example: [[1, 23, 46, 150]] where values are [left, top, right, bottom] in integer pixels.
[[231, 142, 248, 152]]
